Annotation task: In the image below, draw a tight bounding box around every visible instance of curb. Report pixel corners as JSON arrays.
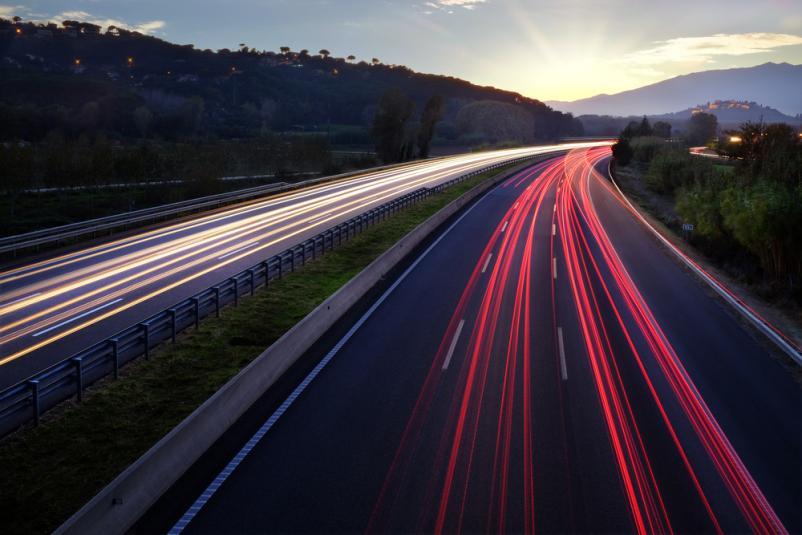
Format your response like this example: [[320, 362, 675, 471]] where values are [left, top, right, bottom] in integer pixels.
[[607, 159, 802, 366], [54, 157, 551, 535]]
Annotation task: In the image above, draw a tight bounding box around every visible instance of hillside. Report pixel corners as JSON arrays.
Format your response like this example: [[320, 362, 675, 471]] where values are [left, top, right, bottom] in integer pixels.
[[0, 18, 582, 145], [547, 62, 802, 117]]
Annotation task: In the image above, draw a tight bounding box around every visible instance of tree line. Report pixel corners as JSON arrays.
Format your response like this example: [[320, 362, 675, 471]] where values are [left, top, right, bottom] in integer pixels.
[[612, 117, 802, 301]]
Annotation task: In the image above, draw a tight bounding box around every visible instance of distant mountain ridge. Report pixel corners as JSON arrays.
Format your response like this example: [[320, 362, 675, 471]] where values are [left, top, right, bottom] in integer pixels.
[[547, 63, 802, 117]]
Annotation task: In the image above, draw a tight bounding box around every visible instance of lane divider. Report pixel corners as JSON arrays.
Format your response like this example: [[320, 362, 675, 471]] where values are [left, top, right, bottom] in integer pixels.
[[32, 299, 124, 338], [442, 319, 466, 371], [557, 326, 568, 381], [481, 253, 494, 274]]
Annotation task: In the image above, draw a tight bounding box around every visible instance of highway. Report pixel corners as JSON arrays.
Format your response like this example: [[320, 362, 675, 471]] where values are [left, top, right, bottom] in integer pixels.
[[0, 143, 602, 389], [149, 148, 800, 534]]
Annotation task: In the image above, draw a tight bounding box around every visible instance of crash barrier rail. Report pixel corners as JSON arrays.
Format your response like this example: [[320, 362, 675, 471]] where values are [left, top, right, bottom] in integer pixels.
[[0, 155, 537, 438], [0, 159, 439, 257]]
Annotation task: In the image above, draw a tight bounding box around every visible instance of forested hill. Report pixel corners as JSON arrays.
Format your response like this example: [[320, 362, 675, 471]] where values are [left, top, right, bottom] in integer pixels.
[[0, 18, 582, 145]]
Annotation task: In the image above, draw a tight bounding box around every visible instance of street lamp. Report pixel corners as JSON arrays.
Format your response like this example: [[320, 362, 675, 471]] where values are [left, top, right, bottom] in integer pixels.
[[729, 136, 742, 143]]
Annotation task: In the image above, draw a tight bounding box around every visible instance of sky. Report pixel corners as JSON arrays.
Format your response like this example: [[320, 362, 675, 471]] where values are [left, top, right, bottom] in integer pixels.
[[3, 0, 802, 102]]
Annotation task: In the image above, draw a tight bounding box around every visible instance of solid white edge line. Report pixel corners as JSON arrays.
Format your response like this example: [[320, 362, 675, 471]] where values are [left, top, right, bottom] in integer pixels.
[[557, 326, 568, 381], [32, 298, 124, 337], [442, 319, 466, 371], [167, 175, 503, 534], [606, 159, 802, 366], [481, 253, 494, 274]]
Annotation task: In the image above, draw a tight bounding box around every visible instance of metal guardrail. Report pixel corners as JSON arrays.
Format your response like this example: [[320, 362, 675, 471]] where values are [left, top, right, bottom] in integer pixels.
[[0, 180, 307, 256], [0, 156, 537, 438], [0, 160, 434, 256]]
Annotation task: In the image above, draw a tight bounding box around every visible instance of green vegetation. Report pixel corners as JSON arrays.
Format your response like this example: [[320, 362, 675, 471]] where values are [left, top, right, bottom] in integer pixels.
[[614, 120, 802, 305], [0, 165, 509, 535]]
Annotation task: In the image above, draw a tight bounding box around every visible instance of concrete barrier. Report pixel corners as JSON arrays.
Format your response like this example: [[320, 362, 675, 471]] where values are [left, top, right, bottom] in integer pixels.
[[55, 156, 556, 535]]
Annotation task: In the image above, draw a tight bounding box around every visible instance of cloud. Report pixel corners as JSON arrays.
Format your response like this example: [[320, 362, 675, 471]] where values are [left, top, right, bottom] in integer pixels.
[[47, 9, 165, 35], [624, 32, 802, 65], [0, 4, 23, 17], [422, 0, 486, 13]]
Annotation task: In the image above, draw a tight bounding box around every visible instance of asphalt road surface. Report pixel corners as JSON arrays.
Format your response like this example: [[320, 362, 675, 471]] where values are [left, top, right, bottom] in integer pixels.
[[151, 148, 800, 534], [0, 143, 604, 390]]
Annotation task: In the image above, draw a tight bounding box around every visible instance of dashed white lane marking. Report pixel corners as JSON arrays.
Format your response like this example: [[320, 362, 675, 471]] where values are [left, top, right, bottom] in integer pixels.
[[217, 242, 260, 260], [501, 220, 508, 233], [552, 223, 556, 236], [3, 292, 41, 307], [32, 298, 124, 337], [553, 257, 558, 279], [481, 253, 494, 274], [553, 203, 557, 212], [558, 326, 568, 380], [442, 319, 466, 371], [513, 202, 519, 210]]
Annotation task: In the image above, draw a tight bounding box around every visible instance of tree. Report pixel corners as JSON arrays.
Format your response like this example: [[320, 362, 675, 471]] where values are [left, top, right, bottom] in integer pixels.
[[620, 121, 639, 139], [319, 49, 330, 59], [372, 89, 415, 164], [133, 106, 152, 139], [259, 98, 277, 134], [279, 46, 291, 55], [371, 57, 381, 66], [456, 101, 534, 145], [611, 138, 633, 166], [347, 55, 356, 62], [417, 95, 444, 158], [639, 116, 653, 136], [653, 121, 672, 139], [686, 112, 718, 146]]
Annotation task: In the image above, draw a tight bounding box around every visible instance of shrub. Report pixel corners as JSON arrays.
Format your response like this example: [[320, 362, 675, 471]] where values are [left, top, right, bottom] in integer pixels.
[[611, 138, 633, 166], [645, 149, 712, 194]]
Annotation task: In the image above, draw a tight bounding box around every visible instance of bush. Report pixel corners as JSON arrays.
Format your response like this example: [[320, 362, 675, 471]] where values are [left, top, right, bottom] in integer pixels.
[[630, 136, 667, 163], [611, 138, 633, 166], [645, 149, 712, 194], [675, 172, 730, 240], [720, 180, 802, 279]]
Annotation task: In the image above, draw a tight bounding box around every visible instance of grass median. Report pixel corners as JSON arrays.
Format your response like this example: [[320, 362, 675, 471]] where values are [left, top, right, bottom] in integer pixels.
[[0, 164, 518, 534]]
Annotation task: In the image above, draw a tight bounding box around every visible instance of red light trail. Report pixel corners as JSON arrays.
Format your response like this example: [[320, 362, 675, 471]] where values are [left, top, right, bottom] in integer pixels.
[[366, 148, 789, 534]]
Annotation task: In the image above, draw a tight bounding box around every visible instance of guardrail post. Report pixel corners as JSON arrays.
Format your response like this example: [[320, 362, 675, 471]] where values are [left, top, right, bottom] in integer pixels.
[[140, 322, 150, 359], [290, 250, 295, 272], [301, 244, 307, 266], [109, 338, 120, 380], [192, 297, 200, 329], [233, 278, 239, 306], [248, 269, 255, 296], [28, 380, 40, 426], [168, 308, 177, 342], [263, 260, 271, 286], [213, 287, 221, 318], [72, 357, 83, 402], [278, 255, 284, 279], [312, 237, 318, 260]]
